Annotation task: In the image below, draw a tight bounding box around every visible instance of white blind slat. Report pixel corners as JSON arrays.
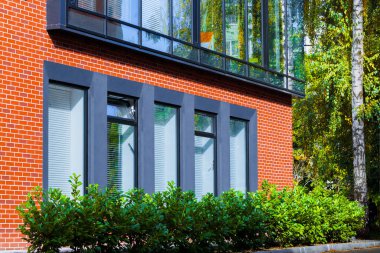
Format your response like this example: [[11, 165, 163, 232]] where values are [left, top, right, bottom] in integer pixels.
[[48, 84, 84, 196]]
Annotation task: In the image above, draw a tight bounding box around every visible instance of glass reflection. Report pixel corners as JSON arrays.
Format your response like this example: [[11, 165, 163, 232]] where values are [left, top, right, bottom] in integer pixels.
[[107, 0, 139, 25], [142, 0, 170, 35], [154, 104, 178, 192], [268, 0, 285, 72], [194, 113, 215, 133], [200, 0, 223, 52], [225, 0, 246, 60], [173, 0, 192, 42], [287, 0, 305, 81], [107, 122, 135, 192], [230, 119, 247, 193], [248, 0, 262, 65], [195, 136, 215, 199]]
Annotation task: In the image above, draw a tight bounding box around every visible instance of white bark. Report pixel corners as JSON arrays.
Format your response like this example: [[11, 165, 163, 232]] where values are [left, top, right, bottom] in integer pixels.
[[351, 0, 367, 206]]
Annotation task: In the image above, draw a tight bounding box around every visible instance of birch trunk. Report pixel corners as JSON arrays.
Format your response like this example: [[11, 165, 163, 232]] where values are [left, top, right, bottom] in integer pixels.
[[351, 0, 367, 209]]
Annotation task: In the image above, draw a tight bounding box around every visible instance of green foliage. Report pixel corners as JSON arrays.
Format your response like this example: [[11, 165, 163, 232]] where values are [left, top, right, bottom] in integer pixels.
[[254, 181, 365, 247], [294, 0, 380, 196], [17, 187, 72, 253], [18, 178, 365, 252]]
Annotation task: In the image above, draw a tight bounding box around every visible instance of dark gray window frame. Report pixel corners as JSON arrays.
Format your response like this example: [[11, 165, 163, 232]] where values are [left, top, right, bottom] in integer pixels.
[[194, 110, 217, 195], [107, 94, 139, 189], [43, 61, 258, 194]]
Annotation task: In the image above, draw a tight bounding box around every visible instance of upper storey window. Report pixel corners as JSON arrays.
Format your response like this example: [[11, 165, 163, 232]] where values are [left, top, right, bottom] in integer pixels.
[[49, 0, 305, 95]]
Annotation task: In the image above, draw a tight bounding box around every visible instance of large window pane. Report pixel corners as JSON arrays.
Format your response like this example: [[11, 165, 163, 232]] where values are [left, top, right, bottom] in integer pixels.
[[225, 0, 246, 60], [48, 84, 85, 196], [268, 0, 285, 72], [173, 0, 192, 42], [194, 112, 216, 199], [195, 136, 215, 198], [230, 119, 247, 193], [248, 0, 262, 65], [142, 0, 170, 35], [154, 104, 178, 192], [107, 0, 139, 25], [287, 0, 305, 80], [107, 96, 136, 192], [107, 122, 135, 192], [200, 0, 223, 52]]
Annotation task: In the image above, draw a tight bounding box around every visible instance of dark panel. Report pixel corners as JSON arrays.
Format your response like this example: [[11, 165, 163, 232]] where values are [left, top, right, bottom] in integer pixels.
[[218, 102, 230, 193], [138, 84, 155, 193], [180, 94, 195, 191]]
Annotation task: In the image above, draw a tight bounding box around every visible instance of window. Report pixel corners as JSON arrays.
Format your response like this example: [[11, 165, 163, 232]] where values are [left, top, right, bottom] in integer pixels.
[[286, 0, 305, 80], [230, 118, 248, 193], [173, 0, 192, 42], [154, 104, 179, 192], [107, 95, 137, 192], [44, 62, 259, 197], [200, 0, 223, 53], [194, 112, 216, 199], [225, 0, 245, 60], [248, 0, 262, 65], [268, 0, 285, 72], [48, 83, 85, 196], [62, 0, 305, 94], [107, 0, 139, 44]]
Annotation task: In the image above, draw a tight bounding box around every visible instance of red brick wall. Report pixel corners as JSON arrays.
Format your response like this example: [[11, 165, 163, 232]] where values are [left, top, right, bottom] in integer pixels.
[[0, 0, 293, 250]]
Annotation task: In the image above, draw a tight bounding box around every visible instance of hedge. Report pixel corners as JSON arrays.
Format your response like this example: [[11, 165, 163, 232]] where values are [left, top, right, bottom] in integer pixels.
[[17, 174, 365, 252]]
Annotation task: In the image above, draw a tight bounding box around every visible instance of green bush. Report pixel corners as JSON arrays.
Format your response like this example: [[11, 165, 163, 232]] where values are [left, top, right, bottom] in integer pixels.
[[254, 181, 365, 247], [17, 176, 365, 252]]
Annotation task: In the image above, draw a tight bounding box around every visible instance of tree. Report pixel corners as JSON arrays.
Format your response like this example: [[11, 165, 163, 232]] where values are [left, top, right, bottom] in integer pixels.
[[351, 0, 368, 209], [294, 0, 379, 202]]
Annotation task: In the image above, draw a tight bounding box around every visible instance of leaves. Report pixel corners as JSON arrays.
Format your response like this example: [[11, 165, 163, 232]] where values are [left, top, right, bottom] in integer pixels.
[[294, 0, 380, 195], [17, 179, 364, 252]]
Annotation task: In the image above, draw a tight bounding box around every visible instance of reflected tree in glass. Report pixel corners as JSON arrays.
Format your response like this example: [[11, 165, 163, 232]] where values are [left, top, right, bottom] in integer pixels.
[[225, 0, 245, 60], [173, 0, 192, 42], [268, 0, 285, 73], [287, 0, 305, 84], [173, 0, 196, 59], [200, 0, 223, 53], [248, 0, 262, 65]]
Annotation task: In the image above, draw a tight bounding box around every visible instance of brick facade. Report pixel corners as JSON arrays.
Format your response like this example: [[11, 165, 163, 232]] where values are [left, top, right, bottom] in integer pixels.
[[0, 0, 293, 250]]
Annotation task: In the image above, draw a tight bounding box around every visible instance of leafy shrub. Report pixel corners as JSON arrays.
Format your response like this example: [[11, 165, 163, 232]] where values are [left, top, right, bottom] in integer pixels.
[[17, 187, 72, 252], [17, 176, 365, 252], [254, 181, 365, 247]]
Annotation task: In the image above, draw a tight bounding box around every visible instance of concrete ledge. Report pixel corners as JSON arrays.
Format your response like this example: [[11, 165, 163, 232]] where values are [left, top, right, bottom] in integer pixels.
[[253, 240, 380, 253]]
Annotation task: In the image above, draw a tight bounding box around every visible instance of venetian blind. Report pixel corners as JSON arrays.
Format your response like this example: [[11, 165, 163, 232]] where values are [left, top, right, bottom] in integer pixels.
[[142, 0, 170, 34], [154, 105, 178, 192], [48, 84, 84, 196]]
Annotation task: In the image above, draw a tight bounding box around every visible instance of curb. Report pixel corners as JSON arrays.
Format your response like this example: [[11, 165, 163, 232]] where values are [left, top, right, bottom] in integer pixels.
[[253, 241, 380, 253], [2, 241, 380, 253]]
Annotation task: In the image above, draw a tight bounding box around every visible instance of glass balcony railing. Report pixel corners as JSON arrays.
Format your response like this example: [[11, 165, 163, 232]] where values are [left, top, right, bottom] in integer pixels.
[[51, 0, 305, 95]]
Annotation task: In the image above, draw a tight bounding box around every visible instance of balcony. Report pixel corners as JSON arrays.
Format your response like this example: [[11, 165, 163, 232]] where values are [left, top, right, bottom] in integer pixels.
[[47, 0, 305, 96]]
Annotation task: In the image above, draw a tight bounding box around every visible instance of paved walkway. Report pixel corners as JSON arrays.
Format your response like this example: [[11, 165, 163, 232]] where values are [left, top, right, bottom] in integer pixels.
[[252, 241, 380, 253], [330, 247, 380, 252]]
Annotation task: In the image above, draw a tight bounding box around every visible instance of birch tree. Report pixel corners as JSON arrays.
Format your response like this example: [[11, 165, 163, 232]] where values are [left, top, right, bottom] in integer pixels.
[[351, 0, 367, 209]]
